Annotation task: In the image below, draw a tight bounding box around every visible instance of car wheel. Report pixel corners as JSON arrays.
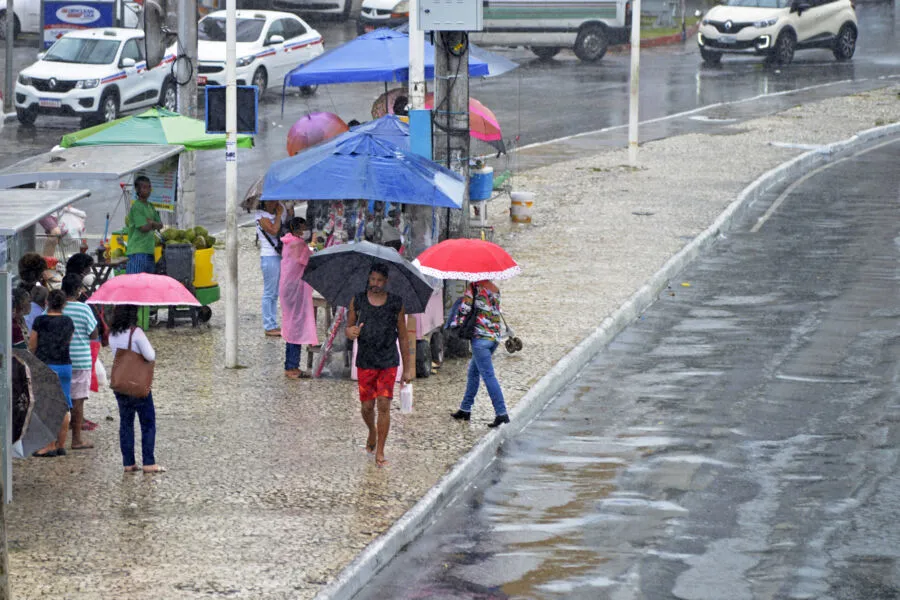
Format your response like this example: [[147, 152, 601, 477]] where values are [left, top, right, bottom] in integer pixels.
[[340, 0, 353, 22], [531, 46, 561, 60], [159, 78, 177, 111], [98, 90, 119, 123], [574, 25, 608, 62], [771, 30, 795, 66], [0, 11, 20, 41], [832, 24, 856, 61], [700, 47, 723, 65], [299, 84, 318, 97], [251, 68, 268, 97], [15, 106, 37, 126]]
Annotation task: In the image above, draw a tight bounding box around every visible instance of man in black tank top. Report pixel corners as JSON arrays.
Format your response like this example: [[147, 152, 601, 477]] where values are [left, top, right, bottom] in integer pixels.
[[345, 264, 412, 467]]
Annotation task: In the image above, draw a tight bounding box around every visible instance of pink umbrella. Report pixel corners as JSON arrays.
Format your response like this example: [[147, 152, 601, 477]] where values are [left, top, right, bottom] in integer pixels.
[[286, 112, 349, 157], [424, 92, 502, 144], [87, 274, 201, 307]]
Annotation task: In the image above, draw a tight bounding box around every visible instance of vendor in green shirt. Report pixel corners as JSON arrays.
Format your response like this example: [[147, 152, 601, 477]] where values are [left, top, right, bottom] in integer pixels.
[[125, 175, 163, 274]]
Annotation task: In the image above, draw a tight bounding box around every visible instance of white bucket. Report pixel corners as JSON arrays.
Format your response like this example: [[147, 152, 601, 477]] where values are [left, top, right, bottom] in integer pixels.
[[509, 191, 534, 224]]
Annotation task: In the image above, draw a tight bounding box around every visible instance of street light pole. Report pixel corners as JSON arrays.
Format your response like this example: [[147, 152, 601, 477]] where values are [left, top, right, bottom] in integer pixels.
[[224, 0, 239, 368], [177, 0, 198, 229], [3, 0, 14, 116], [628, 0, 642, 166]]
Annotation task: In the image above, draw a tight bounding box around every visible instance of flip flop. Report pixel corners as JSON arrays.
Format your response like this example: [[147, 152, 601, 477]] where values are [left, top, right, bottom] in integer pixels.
[[70, 443, 95, 450], [32, 449, 58, 458], [123, 465, 140, 473], [82, 419, 98, 431]]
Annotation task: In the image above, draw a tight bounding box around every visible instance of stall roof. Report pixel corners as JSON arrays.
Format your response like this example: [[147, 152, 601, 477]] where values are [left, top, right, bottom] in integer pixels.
[[0, 189, 91, 236], [0, 144, 183, 188]]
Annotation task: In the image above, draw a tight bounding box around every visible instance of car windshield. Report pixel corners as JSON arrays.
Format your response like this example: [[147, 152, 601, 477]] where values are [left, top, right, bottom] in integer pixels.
[[43, 38, 121, 65], [724, 0, 790, 7], [199, 17, 266, 43]]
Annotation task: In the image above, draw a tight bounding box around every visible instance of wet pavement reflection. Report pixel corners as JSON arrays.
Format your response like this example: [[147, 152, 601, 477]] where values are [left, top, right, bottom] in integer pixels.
[[356, 140, 900, 598]]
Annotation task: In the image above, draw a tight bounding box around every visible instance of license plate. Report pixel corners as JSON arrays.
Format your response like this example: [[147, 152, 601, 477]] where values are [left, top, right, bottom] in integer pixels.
[[718, 35, 737, 44], [364, 25, 375, 32], [198, 75, 207, 85], [38, 98, 61, 108]]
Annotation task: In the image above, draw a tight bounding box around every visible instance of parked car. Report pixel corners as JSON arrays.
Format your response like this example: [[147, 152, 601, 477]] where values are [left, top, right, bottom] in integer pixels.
[[0, 0, 140, 40], [197, 9, 324, 96], [697, 0, 858, 65], [15, 28, 176, 127], [356, 0, 631, 62]]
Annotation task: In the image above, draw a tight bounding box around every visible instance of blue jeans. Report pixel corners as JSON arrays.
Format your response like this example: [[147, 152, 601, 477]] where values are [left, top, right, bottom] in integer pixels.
[[460, 338, 507, 417], [260, 255, 281, 331], [126, 253, 155, 274], [115, 391, 156, 467], [285, 343, 302, 371]]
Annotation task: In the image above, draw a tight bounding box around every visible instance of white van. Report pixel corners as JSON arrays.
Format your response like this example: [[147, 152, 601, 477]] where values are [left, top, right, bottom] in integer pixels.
[[471, 0, 631, 61], [357, 0, 631, 62]]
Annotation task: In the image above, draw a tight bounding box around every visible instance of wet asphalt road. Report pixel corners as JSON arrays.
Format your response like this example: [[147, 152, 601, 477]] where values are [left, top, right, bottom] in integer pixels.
[[354, 139, 900, 598], [1, 3, 900, 234]]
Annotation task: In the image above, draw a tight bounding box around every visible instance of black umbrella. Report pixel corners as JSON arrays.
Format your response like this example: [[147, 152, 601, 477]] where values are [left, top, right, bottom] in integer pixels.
[[302, 241, 435, 313], [12, 350, 70, 458]]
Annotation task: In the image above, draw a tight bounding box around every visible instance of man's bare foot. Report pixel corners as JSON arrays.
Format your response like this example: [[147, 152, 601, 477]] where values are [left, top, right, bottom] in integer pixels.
[[375, 454, 388, 467], [366, 432, 376, 455], [123, 465, 140, 473], [142, 465, 167, 473]]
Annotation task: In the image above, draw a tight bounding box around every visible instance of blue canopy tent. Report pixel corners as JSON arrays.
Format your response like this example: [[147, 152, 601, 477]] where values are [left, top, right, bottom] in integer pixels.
[[261, 127, 464, 209], [284, 28, 491, 88], [351, 114, 410, 149]]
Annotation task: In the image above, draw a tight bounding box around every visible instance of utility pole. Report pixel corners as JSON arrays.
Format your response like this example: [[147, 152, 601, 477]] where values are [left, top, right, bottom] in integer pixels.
[[432, 31, 469, 240], [628, 0, 642, 166], [177, 0, 198, 229], [3, 0, 14, 116], [0, 273, 11, 600], [224, 0, 239, 368]]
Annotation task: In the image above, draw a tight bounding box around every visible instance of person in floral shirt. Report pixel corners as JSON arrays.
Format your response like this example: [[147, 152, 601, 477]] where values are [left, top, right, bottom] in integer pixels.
[[450, 281, 509, 428]]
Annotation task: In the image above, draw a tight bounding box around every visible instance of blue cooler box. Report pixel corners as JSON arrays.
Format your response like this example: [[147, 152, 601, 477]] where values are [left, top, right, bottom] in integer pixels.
[[469, 167, 494, 201]]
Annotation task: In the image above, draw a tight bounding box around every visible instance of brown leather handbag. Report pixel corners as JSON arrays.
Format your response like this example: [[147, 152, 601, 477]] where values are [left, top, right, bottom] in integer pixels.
[[109, 328, 155, 398]]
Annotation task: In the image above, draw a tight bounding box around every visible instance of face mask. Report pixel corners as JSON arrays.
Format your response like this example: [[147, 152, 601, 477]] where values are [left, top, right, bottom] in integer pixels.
[[302, 230, 312, 241]]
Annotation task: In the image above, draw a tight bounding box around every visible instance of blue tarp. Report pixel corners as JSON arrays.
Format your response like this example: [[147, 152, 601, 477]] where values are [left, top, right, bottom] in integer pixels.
[[284, 28, 490, 87], [261, 125, 463, 209]]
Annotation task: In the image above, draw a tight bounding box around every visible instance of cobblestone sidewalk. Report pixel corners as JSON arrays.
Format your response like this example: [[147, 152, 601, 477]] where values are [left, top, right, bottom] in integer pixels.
[[7, 86, 900, 599]]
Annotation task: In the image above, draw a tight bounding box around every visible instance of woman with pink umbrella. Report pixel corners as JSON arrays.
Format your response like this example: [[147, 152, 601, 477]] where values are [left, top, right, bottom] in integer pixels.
[[89, 273, 201, 473]]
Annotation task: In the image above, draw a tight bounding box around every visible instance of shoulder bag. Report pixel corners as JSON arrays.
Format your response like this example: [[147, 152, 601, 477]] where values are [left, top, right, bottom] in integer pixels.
[[110, 328, 155, 398]]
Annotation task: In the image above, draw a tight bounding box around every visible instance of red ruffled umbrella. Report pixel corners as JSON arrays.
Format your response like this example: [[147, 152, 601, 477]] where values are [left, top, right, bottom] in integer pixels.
[[413, 239, 520, 281], [87, 274, 201, 306], [286, 112, 349, 156]]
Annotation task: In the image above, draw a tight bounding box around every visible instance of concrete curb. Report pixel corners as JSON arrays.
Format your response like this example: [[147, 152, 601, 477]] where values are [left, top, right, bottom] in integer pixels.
[[315, 121, 900, 600], [609, 23, 700, 53]]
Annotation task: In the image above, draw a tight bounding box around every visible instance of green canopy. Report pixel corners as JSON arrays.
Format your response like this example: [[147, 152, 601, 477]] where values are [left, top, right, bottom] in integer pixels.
[[59, 107, 254, 151]]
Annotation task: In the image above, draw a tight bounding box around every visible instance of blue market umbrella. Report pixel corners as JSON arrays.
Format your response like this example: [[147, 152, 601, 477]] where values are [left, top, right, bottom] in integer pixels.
[[284, 28, 491, 88], [350, 115, 410, 149], [261, 128, 464, 209], [302, 241, 435, 312]]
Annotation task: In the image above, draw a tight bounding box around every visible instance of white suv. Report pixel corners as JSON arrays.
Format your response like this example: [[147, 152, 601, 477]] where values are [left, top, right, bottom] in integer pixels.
[[15, 28, 176, 127], [697, 0, 858, 66]]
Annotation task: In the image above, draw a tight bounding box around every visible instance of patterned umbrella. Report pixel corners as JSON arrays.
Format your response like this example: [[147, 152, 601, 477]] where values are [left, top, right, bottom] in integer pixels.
[[286, 112, 349, 157]]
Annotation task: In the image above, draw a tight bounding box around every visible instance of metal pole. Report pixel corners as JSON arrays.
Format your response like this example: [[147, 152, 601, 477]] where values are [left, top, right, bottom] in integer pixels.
[[3, 0, 14, 115], [432, 31, 469, 240], [177, 0, 198, 229], [628, 0, 642, 167], [408, 0, 425, 110], [0, 271, 11, 600], [224, 0, 239, 368]]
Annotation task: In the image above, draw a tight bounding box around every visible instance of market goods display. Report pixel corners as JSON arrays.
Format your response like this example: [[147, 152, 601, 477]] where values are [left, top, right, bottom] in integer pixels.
[[161, 226, 217, 249]]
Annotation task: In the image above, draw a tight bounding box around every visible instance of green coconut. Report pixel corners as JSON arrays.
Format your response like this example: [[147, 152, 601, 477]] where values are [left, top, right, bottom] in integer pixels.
[[193, 226, 209, 238], [193, 236, 208, 250]]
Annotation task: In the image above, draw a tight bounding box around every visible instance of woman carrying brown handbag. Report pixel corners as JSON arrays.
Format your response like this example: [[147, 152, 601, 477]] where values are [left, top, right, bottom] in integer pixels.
[[108, 305, 165, 474]]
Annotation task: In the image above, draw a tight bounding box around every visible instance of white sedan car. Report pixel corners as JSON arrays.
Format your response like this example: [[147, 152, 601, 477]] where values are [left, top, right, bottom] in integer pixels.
[[15, 28, 176, 127], [197, 10, 324, 97]]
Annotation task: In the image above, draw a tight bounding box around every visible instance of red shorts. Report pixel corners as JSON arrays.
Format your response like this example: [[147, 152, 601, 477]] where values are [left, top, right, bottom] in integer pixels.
[[357, 367, 398, 403]]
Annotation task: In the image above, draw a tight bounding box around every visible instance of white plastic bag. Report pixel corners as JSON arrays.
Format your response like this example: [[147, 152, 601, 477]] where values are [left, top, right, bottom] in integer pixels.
[[399, 383, 413, 413], [95, 359, 108, 389]]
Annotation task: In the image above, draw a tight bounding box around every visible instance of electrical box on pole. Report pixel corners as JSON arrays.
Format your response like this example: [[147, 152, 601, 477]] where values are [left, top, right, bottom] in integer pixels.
[[418, 0, 482, 31]]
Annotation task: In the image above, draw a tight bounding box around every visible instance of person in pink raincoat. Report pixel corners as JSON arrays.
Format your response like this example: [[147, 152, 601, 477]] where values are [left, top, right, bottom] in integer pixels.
[[280, 217, 319, 379]]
